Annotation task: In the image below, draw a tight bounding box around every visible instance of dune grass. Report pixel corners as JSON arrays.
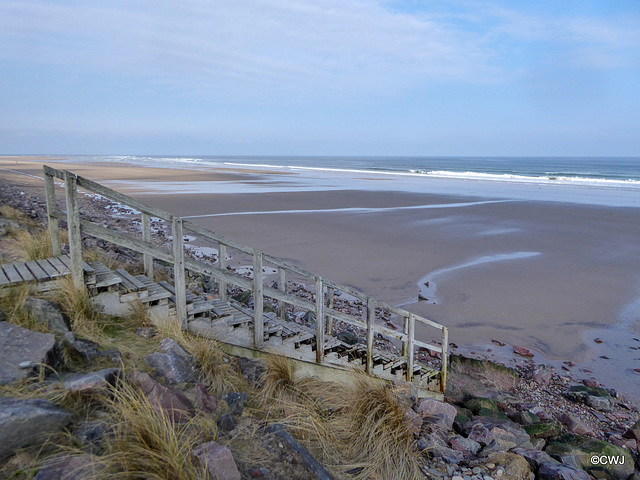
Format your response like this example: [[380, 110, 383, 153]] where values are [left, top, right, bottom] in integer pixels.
[[260, 362, 423, 480]]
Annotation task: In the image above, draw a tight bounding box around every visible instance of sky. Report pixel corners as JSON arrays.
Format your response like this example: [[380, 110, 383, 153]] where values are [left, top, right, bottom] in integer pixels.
[[1, 0, 639, 156]]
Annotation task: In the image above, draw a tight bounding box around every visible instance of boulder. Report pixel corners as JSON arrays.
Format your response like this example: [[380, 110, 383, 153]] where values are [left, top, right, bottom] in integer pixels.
[[415, 397, 457, 430], [129, 371, 194, 423], [236, 357, 266, 388], [336, 330, 358, 345], [545, 434, 634, 480], [486, 453, 531, 480], [526, 365, 553, 387], [144, 338, 197, 384], [0, 322, 57, 385], [509, 411, 540, 426], [61, 368, 119, 392], [622, 418, 640, 442], [537, 463, 591, 480], [523, 421, 563, 439], [512, 448, 559, 469], [558, 413, 594, 437], [223, 392, 248, 417], [450, 435, 481, 455], [191, 441, 241, 480], [564, 385, 615, 412], [448, 355, 518, 395], [34, 453, 104, 480], [513, 346, 534, 357], [23, 297, 70, 335], [216, 413, 238, 432], [59, 333, 121, 365], [0, 397, 72, 462], [194, 383, 218, 414]]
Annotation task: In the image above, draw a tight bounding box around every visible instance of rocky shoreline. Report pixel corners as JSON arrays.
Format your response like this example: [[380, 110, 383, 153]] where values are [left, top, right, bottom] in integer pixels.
[[0, 176, 639, 479]]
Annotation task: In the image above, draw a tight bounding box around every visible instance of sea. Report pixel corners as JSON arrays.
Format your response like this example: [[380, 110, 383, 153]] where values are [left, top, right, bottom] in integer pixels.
[[62, 155, 640, 207]]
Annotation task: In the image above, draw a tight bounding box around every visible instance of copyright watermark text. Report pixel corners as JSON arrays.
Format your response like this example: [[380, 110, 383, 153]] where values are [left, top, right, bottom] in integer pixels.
[[590, 455, 626, 465]]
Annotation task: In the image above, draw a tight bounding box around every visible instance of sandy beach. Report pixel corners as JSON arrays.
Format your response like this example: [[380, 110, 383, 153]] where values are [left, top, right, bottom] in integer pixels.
[[2, 156, 640, 397]]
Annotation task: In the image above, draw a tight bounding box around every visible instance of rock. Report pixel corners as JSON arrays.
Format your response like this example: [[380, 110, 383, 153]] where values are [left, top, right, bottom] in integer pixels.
[[509, 411, 540, 426], [525, 365, 553, 387], [236, 357, 266, 388], [523, 421, 562, 439], [465, 397, 505, 418], [135, 327, 157, 338], [194, 383, 218, 413], [0, 307, 5, 322], [564, 385, 615, 412], [0, 322, 57, 384], [537, 463, 591, 480], [431, 445, 465, 464], [415, 398, 458, 430], [449, 355, 519, 396], [622, 418, 640, 442], [223, 392, 248, 417], [23, 297, 70, 335], [76, 421, 111, 454], [405, 407, 423, 435], [468, 424, 495, 446], [513, 346, 534, 357], [0, 397, 72, 462], [144, 338, 197, 384], [336, 330, 358, 345], [216, 413, 238, 432], [0, 218, 20, 236], [512, 448, 559, 469], [61, 368, 119, 392], [486, 453, 531, 480], [191, 441, 241, 480], [558, 413, 594, 437], [129, 371, 194, 422], [59, 333, 121, 365], [545, 434, 634, 480], [34, 453, 104, 479], [450, 435, 482, 455]]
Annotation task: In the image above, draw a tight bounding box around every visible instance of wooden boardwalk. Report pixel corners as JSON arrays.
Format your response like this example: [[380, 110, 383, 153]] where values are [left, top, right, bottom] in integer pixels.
[[0, 165, 449, 398], [0, 255, 96, 291]]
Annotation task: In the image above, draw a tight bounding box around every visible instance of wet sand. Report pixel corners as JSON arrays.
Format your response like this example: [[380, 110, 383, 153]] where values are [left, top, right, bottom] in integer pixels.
[[2, 156, 640, 396]]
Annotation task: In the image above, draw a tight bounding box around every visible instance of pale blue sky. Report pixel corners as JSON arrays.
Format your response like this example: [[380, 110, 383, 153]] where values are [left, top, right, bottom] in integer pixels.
[[1, 0, 639, 156]]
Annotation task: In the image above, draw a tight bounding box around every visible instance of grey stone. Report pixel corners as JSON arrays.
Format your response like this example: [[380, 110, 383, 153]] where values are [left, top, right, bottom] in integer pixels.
[[34, 453, 104, 480], [191, 441, 241, 480], [0, 322, 57, 385], [144, 338, 197, 384], [512, 448, 559, 469], [558, 413, 594, 437], [537, 463, 591, 480], [129, 371, 194, 423], [60, 333, 120, 365], [223, 392, 248, 417], [337, 330, 358, 345], [23, 297, 70, 335], [236, 357, 266, 388], [216, 413, 238, 432], [61, 368, 119, 392], [450, 435, 482, 455], [0, 397, 72, 462], [194, 383, 218, 414], [432, 445, 465, 464], [416, 397, 458, 430], [564, 385, 614, 412]]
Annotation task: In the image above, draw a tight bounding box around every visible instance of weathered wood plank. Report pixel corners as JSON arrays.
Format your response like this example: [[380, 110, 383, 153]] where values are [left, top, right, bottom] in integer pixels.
[[440, 327, 448, 393], [2, 264, 23, 284], [253, 252, 264, 348], [34, 259, 57, 279], [44, 171, 62, 257], [218, 243, 227, 302], [141, 212, 154, 280], [115, 268, 147, 292], [24, 260, 49, 282], [315, 276, 325, 363], [0, 267, 11, 286], [64, 171, 84, 289], [172, 217, 187, 327], [406, 313, 415, 382], [47, 256, 69, 275], [12, 262, 35, 282], [366, 298, 374, 374]]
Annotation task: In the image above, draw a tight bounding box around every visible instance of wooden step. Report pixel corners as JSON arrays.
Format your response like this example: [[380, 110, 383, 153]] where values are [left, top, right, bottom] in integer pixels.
[[116, 268, 147, 292], [89, 261, 122, 288], [135, 275, 172, 303]]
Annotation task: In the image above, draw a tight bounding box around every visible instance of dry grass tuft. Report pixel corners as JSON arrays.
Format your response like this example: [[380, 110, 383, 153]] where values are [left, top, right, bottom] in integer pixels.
[[156, 321, 248, 396], [261, 369, 423, 480], [6, 229, 54, 261], [0, 205, 26, 220], [100, 379, 214, 479], [260, 355, 297, 403], [50, 278, 102, 340], [0, 285, 52, 334]]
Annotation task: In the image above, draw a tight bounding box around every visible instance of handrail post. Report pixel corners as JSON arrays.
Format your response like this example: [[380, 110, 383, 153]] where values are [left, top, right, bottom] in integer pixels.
[[366, 298, 374, 373], [315, 276, 325, 363], [277, 267, 286, 321], [63, 171, 84, 290], [141, 213, 154, 280], [326, 286, 335, 335], [441, 326, 449, 393], [218, 243, 227, 301], [406, 313, 415, 382], [253, 252, 264, 347], [172, 217, 188, 327], [401, 314, 409, 357], [44, 170, 61, 257]]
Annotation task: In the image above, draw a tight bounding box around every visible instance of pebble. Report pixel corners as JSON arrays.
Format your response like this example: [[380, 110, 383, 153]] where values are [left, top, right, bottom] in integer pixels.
[[495, 468, 504, 477], [452, 476, 464, 480], [472, 467, 482, 475], [484, 476, 494, 480], [486, 463, 495, 469]]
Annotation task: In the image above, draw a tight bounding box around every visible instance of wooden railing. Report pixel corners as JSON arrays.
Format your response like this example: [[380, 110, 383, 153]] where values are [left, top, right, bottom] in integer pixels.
[[43, 165, 448, 392]]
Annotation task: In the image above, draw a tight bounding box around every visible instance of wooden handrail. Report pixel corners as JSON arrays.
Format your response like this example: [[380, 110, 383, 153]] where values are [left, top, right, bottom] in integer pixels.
[[43, 165, 449, 393]]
